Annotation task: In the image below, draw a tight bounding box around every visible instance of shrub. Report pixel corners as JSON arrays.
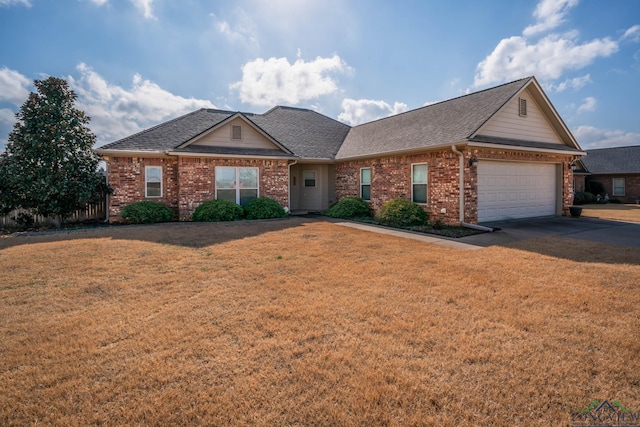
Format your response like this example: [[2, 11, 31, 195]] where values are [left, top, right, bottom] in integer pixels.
[[244, 197, 287, 220], [375, 198, 428, 227], [121, 201, 173, 224], [586, 180, 605, 196], [573, 191, 595, 205], [326, 197, 371, 218], [12, 212, 35, 229], [192, 200, 243, 222]]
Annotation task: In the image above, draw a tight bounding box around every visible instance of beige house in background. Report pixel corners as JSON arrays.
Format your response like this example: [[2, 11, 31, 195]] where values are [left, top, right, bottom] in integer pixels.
[[97, 76, 585, 224]]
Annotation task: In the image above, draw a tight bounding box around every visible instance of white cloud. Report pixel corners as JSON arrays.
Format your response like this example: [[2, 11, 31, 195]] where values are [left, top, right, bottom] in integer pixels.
[[338, 98, 408, 126], [577, 96, 596, 113], [549, 74, 592, 92], [474, 32, 618, 87], [0, 67, 31, 105], [622, 25, 640, 43], [210, 9, 258, 47], [523, 0, 579, 37], [230, 55, 350, 106], [573, 125, 640, 149], [90, 0, 108, 5], [131, 0, 154, 19], [0, 0, 31, 7], [68, 63, 216, 144]]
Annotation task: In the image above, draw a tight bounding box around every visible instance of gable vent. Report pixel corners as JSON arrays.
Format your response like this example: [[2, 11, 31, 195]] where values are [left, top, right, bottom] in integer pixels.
[[231, 125, 242, 140], [518, 97, 527, 117]]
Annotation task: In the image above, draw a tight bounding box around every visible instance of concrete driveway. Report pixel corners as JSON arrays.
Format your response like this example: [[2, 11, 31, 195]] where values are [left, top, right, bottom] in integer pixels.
[[458, 216, 640, 248]]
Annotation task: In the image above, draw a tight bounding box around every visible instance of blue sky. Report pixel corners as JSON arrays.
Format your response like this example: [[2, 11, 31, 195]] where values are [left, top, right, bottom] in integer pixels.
[[1, 0, 639, 150]]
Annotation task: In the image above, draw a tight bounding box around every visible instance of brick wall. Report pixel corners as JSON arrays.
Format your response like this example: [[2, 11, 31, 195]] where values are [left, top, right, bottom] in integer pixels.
[[106, 156, 179, 223], [177, 158, 289, 220], [588, 174, 640, 203], [106, 156, 289, 222], [336, 147, 575, 225]]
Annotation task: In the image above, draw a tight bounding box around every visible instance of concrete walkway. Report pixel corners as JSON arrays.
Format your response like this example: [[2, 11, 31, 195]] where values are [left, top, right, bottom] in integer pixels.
[[334, 221, 484, 250]]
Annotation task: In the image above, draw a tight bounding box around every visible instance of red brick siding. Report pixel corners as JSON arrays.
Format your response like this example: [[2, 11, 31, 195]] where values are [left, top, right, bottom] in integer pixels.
[[177, 158, 289, 221], [106, 156, 179, 223], [588, 174, 640, 203], [106, 156, 289, 222], [336, 148, 575, 225]]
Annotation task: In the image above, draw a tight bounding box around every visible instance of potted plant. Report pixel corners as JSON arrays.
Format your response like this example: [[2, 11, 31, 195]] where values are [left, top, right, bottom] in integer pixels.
[[569, 206, 583, 217]]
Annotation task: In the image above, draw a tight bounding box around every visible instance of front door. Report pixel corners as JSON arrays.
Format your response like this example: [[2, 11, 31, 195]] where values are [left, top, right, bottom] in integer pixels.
[[300, 169, 321, 211]]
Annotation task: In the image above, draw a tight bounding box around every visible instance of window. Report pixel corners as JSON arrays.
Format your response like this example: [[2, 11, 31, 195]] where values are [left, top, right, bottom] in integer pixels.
[[613, 178, 625, 196], [518, 97, 527, 117], [304, 170, 316, 187], [360, 168, 371, 201], [412, 163, 427, 204], [215, 166, 259, 206], [231, 125, 242, 140], [145, 166, 162, 198]]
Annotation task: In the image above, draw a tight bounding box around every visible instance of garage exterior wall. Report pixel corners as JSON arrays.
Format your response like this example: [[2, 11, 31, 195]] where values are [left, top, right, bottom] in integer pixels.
[[335, 147, 575, 225]]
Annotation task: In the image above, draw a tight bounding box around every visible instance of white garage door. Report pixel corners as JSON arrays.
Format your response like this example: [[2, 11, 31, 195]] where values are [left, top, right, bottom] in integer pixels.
[[478, 161, 557, 222]]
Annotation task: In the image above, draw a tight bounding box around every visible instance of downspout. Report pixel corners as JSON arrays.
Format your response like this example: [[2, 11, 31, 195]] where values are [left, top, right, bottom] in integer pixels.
[[287, 160, 298, 214], [451, 145, 494, 232]]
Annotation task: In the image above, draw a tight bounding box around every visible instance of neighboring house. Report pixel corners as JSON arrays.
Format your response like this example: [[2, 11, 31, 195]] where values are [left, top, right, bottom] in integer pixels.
[[575, 145, 640, 203], [97, 76, 585, 225]]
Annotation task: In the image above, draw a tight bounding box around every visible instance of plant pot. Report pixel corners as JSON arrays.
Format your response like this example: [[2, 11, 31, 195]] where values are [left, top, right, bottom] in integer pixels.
[[569, 206, 583, 217]]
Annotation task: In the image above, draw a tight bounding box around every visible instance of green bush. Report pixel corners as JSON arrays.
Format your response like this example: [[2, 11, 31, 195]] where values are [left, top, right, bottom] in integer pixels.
[[375, 198, 428, 227], [573, 191, 596, 205], [326, 196, 371, 218], [244, 197, 287, 220], [192, 199, 243, 222], [121, 201, 173, 224]]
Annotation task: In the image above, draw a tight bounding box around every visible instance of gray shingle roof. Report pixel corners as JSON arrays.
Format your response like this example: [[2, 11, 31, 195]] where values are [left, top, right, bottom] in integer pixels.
[[250, 106, 351, 159], [99, 109, 235, 152], [335, 78, 532, 159], [98, 106, 350, 160], [582, 145, 640, 174]]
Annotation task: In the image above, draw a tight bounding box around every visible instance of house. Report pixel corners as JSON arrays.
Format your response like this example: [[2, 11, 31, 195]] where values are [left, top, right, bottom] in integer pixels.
[[97, 76, 585, 225], [574, 145, 640, 203]]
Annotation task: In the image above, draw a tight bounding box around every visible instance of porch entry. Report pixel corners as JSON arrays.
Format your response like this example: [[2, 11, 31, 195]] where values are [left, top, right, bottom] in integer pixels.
[[289, 164, 335, 212]]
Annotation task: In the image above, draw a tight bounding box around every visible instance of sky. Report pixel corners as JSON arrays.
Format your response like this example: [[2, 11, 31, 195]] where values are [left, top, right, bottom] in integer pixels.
[[0, 0, 639, 151]]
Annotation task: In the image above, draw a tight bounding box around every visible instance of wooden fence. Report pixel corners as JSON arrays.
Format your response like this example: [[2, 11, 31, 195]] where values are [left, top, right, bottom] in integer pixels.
[[0, 197, 107, 228]]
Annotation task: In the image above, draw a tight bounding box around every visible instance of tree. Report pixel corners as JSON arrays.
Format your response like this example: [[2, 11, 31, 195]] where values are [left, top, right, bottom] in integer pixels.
[[0, 77, 107, 226]]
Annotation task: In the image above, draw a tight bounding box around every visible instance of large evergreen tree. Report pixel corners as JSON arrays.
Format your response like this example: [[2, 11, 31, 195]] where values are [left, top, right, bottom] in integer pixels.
[[0, 77, 106, 225]]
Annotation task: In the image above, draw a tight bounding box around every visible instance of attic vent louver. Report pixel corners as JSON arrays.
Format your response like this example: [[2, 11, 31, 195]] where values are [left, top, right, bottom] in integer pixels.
[[231, 125, 242, 140], [518, 98, 527, 117]]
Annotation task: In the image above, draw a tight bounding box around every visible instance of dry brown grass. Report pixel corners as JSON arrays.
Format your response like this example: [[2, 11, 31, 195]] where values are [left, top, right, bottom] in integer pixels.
[[1, 218, 639, 426], [580, 203, 640, 223]]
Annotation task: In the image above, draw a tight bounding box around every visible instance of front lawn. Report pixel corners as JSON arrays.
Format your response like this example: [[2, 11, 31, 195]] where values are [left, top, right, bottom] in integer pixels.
[[580, 203, 640, 223], [1, 218, 638, 426]]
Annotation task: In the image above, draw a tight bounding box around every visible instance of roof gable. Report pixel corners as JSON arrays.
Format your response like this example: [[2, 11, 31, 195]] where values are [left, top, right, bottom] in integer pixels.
[[178, 113, 292, 155], [336, 78, 532, 159]]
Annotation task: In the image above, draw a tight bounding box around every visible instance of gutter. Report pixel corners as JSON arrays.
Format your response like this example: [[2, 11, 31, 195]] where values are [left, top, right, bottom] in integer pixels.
[[450, 145, 495, 232]]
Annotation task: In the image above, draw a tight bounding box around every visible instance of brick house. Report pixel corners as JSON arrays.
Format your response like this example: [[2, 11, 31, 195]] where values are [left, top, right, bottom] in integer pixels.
[[97, 76, 585, 224], [574, 145, 640, 203]]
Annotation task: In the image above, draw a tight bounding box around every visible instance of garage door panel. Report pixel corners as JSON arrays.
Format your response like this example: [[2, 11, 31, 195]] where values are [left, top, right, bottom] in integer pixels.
[[478, 161, 556, 222]]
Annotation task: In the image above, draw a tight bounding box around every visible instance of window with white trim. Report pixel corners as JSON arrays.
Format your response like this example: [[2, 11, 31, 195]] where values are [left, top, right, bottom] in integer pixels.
[[360, 167, 371, 201], [215, 166, 259, 206], [145, 166, 162, 198], [231, 125, 242, 140], [613, 178, 625, 196], [412, 163, 427, 204], [304, 170, 316, 187]]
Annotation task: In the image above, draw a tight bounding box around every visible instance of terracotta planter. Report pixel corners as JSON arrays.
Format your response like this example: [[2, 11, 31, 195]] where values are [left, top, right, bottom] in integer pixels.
[[569, 206, 583, 217]]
